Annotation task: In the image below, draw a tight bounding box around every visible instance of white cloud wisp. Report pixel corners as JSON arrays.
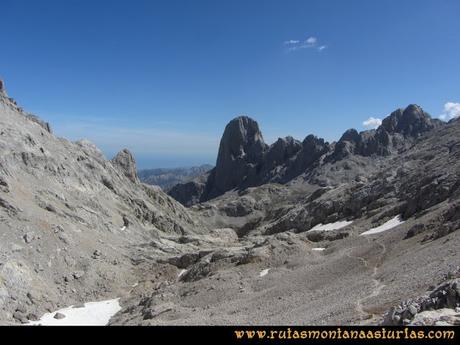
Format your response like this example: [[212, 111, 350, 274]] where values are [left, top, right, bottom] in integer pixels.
[[284, 36, 327, 52], [439, 102, 460, 121], [362, 117, 382, 129]]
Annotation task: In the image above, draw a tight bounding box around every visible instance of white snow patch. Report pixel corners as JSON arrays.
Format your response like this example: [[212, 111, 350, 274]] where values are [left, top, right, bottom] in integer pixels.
[[120, 226, 126, 231], [312, 248, 326, 251], [27, 298, 121, 326], [178, 269, 187, 278], [360, 215, 404, 236], [259, 269, 270, 277], [308, 220, 353, 232]]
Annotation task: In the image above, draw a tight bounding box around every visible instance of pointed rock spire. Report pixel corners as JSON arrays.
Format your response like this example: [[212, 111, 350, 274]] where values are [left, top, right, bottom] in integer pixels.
[[112, 149, 139, 184]]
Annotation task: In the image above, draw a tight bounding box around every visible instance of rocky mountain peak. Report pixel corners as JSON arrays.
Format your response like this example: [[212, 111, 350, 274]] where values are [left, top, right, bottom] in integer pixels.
[[111, 149, 139, 183], [266, 136, 302, 165], [339, 128, 361, 143], [381, 104, 441, 137], [211, 116, 268, 196], [332, 104, 442, 160], [217, 116, 267, 162]]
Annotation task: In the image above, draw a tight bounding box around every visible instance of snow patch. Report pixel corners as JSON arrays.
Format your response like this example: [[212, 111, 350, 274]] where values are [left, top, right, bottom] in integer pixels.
[[259, 269, 270, 277], [312, 248, 326, 251], [178, 269, 187, 278], [27, 298, 121, 326], [360, 215, 404, 236], [308, 220, 353, 232]]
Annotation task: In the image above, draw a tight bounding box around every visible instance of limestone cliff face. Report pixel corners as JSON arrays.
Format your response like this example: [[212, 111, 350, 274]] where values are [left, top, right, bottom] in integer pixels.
[[208, 116, 268, 198]]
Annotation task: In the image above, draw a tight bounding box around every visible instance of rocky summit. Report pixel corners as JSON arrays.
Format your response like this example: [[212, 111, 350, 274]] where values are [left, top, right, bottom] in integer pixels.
[[0, 79, 459, 325]]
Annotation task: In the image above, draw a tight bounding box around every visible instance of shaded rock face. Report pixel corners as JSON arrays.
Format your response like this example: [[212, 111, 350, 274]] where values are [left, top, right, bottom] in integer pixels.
[[169, 179, 207, 207], [332, 104, 441, 160], [382, 104, 442, 137], [209, 116, 268, 198], [289, 135, 330, 177], [0, 80, 5, 96], [265, 136, 302, 168], [260, 136, 302, 182], [111, 149, 139, 183], [332, 127, 390, 159]]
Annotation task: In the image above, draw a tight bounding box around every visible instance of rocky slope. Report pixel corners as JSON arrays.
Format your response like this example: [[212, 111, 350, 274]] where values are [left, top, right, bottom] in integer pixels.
[[0, 81, 208, 324], [138, 164, 213, 191]]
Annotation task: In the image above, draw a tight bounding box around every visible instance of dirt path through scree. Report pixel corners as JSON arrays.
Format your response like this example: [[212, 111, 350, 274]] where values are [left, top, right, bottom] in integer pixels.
[[346, 237, 387, 324]]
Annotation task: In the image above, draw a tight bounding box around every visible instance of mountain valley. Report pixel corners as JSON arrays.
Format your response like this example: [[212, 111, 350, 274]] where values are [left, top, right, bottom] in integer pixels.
[[0, 80, 459, 326]]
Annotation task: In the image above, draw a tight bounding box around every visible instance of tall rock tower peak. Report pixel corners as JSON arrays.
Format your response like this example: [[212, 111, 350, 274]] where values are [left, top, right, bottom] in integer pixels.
[[112, 149, 140, 184], [211, 116, 268, 196]]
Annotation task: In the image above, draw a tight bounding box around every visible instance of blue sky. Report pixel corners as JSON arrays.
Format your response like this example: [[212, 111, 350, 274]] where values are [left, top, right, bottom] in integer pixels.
[[1, 0, 459, 168]]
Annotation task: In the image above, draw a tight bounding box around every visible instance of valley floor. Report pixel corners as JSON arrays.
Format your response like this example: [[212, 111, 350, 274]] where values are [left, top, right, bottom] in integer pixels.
[[110, 218, 460, 325]]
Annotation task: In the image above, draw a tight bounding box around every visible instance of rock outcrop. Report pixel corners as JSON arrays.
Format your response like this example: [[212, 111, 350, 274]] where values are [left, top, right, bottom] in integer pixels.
[[0, 79, 52, 133], [111, 149, 139, 184], [383, 276, 460, 326], [208, 116, 268, 198], [331, 104, 442, 160], [382, 104, 442, 137]]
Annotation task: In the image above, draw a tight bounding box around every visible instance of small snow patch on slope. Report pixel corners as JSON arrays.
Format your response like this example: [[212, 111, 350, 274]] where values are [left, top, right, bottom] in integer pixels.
[[259, 269, 270, 277], [312, 248, 325, 251], [308, 220, 353, 232], [28, 299, 121, 326], [178, 269, 187, 278], [360, 215, 404, 236]]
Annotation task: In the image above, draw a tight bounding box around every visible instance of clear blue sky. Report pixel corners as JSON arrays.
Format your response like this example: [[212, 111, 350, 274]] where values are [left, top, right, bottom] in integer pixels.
[[1, 0, 459, 168]]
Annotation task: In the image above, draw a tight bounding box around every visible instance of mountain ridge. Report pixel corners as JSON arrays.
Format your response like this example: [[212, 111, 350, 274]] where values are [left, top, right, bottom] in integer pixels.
[[138, 164, 213, 191], [169, 104, 444, 206]]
